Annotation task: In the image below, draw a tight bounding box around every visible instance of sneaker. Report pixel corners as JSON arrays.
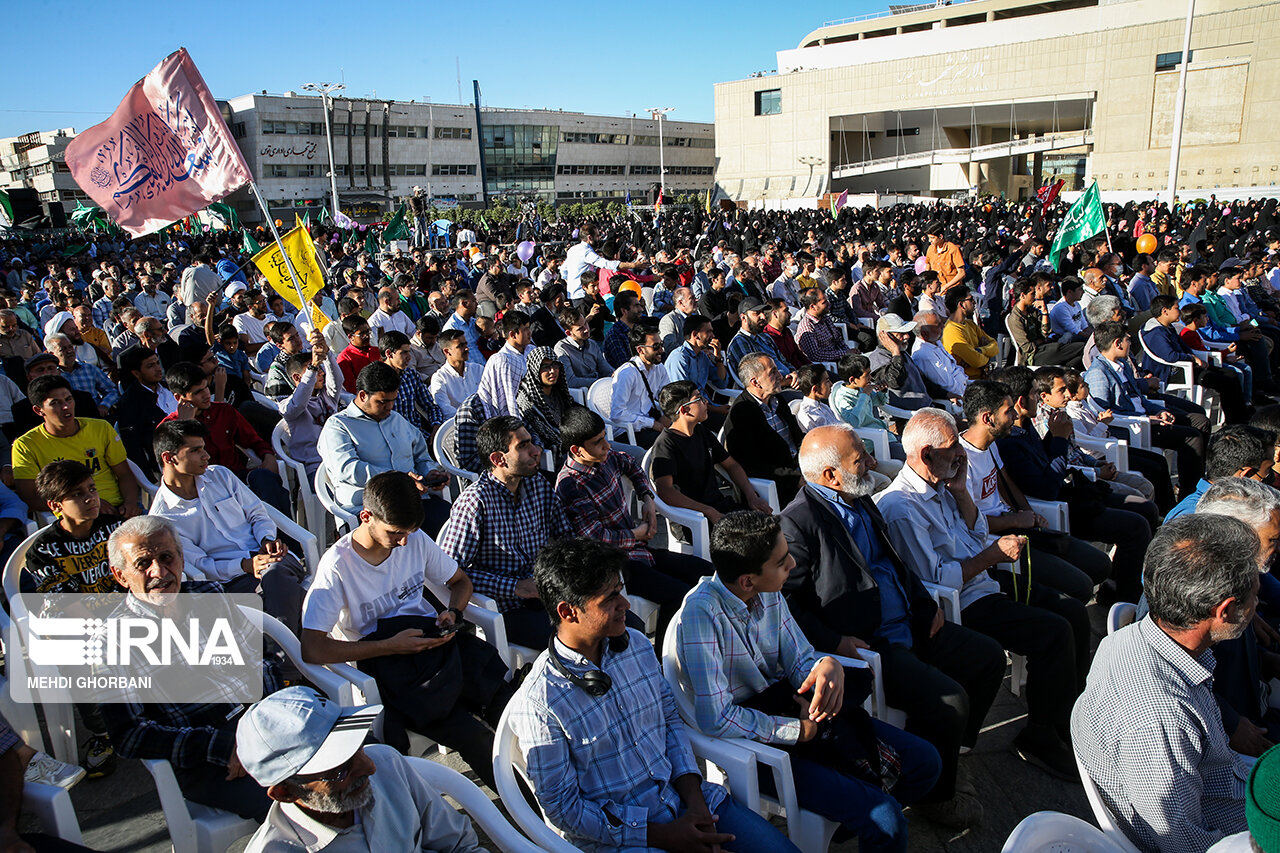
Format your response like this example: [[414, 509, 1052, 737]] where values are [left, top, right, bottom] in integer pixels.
[[1012, 726, 1079, 783], [83, 733, 116, 779], [955, 765, 977, 796], [23, 751, 86, 789], [913, 792, 983, 829]]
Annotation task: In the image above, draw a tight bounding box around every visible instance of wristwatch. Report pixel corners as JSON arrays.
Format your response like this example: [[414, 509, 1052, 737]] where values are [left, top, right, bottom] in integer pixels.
[[445, 606, 465, 621]]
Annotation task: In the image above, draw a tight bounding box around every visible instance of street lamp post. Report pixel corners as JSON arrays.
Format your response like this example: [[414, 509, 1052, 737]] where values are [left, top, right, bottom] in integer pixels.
[[798, 156, 826, 197], [646, 107, 674, 203], [303, 81, 346, 220]]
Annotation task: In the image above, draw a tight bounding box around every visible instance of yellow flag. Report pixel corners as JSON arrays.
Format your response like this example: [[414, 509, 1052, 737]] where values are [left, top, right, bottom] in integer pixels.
[[250, 226, 329, 330]]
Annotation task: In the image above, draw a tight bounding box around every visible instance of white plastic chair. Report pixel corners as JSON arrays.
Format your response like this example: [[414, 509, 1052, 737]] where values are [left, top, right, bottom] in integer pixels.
[[1106, 603, 1137, 635], [141, 607, 377, 853], [642, 446, 712, 560], [403, 755, 547, 853], [314, 460, 359, 538], [1001, 810, 1137, 853], [1075, 434, 1130, 472], [1074, 752, 1143, 853], [126, 458, 158, 509], [271, 421, 322, 533], [714, 426, 783, 512], [492, 703, 586, 853], [586, 377, 638, 445], [432, 417, 481, 501], [1027, 497, 1071, 535]]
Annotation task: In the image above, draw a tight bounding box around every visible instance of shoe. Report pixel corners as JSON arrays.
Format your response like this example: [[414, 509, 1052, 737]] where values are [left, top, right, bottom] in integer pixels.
[[1012, 725, 1080, 783], [955, 764, 977, 796], [82, 733, 116, 779], [913, 792, 983, 829], [23, 751, 86, 789]]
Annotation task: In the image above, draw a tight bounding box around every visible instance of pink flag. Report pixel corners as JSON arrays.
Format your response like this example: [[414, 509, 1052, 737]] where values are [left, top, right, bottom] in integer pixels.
[[832, 189, 849, 219], [65, 48, 251, 237]]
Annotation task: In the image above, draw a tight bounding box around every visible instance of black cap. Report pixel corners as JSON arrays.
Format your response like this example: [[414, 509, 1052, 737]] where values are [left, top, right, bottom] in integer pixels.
[[739, 296, 768, 313]]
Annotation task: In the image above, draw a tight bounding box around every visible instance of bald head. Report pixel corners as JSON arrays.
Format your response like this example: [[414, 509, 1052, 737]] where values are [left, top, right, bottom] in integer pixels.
[[798, 424, 875, 498]]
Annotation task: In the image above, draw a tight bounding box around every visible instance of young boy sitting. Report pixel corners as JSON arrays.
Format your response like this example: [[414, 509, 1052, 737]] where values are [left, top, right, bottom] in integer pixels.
[[674, 510, 941, 850], [1181, 302, 1253, 401], [830, 353, 907, 463], [212, 323, 251, 381], [792, 364, 841, 433]]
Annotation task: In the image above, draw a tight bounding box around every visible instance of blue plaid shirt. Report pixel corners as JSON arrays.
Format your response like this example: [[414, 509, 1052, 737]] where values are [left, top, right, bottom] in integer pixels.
[[675, 574, 823, 745], [509, 627, 726, 852], [60, 361, 118, 407], [394, 366, 445, 434], [604, 320, 635, 370], [554, 451, 655, 564], [437, 471, 571, 611], [451, 392, 491, 473]]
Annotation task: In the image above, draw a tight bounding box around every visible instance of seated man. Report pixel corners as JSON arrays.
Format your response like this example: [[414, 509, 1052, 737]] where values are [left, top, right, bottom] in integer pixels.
[[449, 391, 490, 474], [1007, 279, 1086, 367], [553, 308, 611, 390], [1141, 293, 1251, 424], [160, 361, 292, 517], [149, 419, 306, 634], [679, 510, 943, 845], [1085, 321, 1209, 489], [726, 296, 795, 382], [782, 425, 1005, 828], [301, 472, 510, 787], [99, 515, 280, 821], [723, 353, 804, 505], [555, 405, 708, 640], [427, 329, 481, 417], [795, 287, 857, 366], [1072, 514, 1257, 853], [12, 375, 141, 517], [115, 344, 178, 479], [866, 314, 932, 410], [7, 353, 98, 442], [876, 408, 1086, 779], [45, 331, 117, 416], [911, 310, 969, 400], [380, 330, 445, 439], [610, 321, 671, 449], [336, 315, 380, 394], [317, 362, 450, 535], [237, 686, 486, 853], [940, 286, 999, 379], [509, 537, 803, 853], [438, 416, 572, 649], [651, 380, 773, 525], [664, 313, 730, 429]]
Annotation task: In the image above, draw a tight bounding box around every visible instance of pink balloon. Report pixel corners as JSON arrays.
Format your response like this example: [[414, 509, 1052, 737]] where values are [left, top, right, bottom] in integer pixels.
[[914, 255, 928, 274], [516, 240, 536, 264]]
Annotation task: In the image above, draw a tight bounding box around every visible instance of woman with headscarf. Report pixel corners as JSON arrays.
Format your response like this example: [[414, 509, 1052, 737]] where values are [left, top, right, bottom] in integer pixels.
[[516, 345, 572, 459]]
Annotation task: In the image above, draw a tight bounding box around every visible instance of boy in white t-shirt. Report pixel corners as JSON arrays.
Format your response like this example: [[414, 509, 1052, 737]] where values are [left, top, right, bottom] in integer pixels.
[[299, 471, 512, 786]]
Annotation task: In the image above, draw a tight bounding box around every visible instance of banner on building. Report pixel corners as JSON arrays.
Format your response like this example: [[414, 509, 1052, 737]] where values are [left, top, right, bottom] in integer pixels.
[[64, 48, 251, 238]]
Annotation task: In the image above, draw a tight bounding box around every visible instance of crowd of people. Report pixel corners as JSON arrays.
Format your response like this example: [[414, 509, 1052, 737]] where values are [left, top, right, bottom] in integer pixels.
[[5, 192, 1280, 853]]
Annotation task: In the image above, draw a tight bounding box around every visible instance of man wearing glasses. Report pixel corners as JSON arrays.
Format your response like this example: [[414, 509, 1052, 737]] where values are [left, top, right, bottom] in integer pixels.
[[610, 321, 671, 449]]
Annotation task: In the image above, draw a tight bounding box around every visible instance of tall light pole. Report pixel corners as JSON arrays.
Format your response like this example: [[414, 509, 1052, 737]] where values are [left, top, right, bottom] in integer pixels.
[[303, 81, 346, 219], [798, 156, 826, 197], [1164, 0, 1195, 208], [646, 107, 674, 202]]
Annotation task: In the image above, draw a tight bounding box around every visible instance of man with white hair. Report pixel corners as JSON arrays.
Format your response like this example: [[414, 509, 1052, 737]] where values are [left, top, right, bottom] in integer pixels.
[[911, 311, 968, 399], [780, 423, 1005, 829], [1073, 513, 1259, 853], [876, 408, 1085, 779]]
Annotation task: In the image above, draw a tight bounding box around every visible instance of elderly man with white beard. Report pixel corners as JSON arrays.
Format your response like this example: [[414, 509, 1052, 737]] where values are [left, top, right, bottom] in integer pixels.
[[778, 423, 1005, 830], [875, 408, 1086, 781]]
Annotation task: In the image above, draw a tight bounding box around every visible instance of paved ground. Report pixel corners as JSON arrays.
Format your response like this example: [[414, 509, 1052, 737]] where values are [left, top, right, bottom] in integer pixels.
[[17, 605, 1108, 852]]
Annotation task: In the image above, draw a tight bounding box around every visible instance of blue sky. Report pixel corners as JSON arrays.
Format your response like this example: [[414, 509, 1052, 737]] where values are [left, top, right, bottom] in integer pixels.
[[1, 0, 885, 138]]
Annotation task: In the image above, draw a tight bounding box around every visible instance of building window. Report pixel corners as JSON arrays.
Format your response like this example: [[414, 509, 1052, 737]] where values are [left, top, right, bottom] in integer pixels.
[[556, 164, 626, 175], [630, 165, 661, 175], [688, 137, 715, 149], [1156, 51, 1192, 71], [665, 165, 714, 176], [270, 164, 288, 178], [561, 132, 629, 145], [434, 126, 473, 140], [631, 135, 659, 146], [755, 89, 781, 116], [885, 127, 920, 137], [432, 164, 478, 176]]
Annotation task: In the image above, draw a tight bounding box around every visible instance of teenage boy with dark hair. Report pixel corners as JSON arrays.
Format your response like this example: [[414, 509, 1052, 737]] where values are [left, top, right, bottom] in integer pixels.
[[160, 361, 291, 516], [508, 536, 803, 853], [555, 405, 708, 640], [301, 471, 509, 788], [336, 315, 380, 393], [675, 510, 941, 848]]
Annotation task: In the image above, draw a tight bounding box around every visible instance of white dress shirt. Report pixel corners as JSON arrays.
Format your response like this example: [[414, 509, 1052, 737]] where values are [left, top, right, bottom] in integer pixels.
[[911, 338, 969, 397], [429, 360, 483, 417], [148, 465, 276, 582], [564, 241, 620, 301], [610, 357, 669, 430]]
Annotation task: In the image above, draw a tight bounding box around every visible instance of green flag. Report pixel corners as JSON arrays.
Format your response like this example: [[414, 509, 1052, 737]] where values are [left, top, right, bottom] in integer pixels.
[[302, 210, 311, 229], [318, 207, 333, 225], [207, 201, 241, 231], [1049, 181, 1105, 272], [383, 204, 410, 241], [242, 229, 262, 255], [365, 227, 378, 258], [0, 190, 11, 228]]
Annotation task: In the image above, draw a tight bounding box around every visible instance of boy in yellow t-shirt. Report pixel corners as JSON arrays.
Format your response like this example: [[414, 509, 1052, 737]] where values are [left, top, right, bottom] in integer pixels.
[[11, 375, 141, 518]]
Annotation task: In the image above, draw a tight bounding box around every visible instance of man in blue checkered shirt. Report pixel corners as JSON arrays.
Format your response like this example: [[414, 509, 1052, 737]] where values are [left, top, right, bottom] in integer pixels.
[[508, 537, 802, 853], [98, 516, 280, 821]]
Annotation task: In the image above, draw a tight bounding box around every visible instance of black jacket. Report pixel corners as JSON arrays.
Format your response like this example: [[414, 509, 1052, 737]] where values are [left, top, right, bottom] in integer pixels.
[[722, 392, 803, 505], [780, 484, 938, 653], [115, 381, 167, 479], [529, 306, 565, 349]]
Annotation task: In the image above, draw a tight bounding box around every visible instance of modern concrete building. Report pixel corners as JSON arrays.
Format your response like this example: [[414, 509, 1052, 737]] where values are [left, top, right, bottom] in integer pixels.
[[222, 92, 714, 223], [713, 0, 1280, 204], [0, 128, 94, 224]]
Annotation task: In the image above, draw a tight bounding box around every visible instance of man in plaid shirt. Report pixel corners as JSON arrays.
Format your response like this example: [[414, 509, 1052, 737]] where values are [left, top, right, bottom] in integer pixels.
[[796, 287, 858, 365], [438, 415, 573, 649], [508, 537, 801, 853], [554, 406, 710, 642], [98, 516, 280, 821]]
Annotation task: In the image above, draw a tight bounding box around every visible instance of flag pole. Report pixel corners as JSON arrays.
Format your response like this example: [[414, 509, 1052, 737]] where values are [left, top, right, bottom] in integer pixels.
[[245, 179, 316, 324]]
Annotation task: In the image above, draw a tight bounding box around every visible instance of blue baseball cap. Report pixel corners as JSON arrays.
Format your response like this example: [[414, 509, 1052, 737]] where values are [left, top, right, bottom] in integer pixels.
[[236, 686, 381, 787]]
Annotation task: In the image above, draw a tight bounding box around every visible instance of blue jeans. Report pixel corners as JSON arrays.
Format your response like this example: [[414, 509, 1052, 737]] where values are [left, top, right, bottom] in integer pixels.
[[764, 719, 941, 853], [673, 796, 803, 853]]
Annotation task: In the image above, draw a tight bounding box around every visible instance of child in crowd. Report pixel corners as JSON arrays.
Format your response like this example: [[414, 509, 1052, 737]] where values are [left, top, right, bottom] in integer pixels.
[[830, 354, 893, 432], [1180, 303, 1253, 400], [792, 364, 841, 432], [336, 315, 381, 392], [213, 323, 251, 380]]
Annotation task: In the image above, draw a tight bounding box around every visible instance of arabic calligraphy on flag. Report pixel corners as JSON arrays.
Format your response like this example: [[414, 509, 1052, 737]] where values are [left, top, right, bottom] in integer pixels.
[[64, 48, 251, 238]]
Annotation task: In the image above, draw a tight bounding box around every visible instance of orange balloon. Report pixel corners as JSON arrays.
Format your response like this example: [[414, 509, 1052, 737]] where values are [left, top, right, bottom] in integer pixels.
[[618, 280, 642, 297], [1136, 234, 1158, 255]]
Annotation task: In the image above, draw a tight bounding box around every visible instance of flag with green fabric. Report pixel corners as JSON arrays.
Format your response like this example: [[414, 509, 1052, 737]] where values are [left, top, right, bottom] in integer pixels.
[[0, 191, 11, 228], [318, 207, 332, 224], [365, 227, 378, 257], [242, 229, 262, 255], [1050, 181, 1106, 272], [206, 201, 240, 230], [382, 204, 410, 241]]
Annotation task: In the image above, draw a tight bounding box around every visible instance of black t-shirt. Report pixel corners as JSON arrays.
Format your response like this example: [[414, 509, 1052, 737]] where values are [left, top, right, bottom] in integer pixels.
[[650, 424, 733, 510], [21, 514, 124, 594]]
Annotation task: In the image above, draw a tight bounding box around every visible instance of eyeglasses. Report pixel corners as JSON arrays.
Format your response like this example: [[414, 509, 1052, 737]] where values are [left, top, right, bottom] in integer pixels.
[[299, 748, 364, 785]]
